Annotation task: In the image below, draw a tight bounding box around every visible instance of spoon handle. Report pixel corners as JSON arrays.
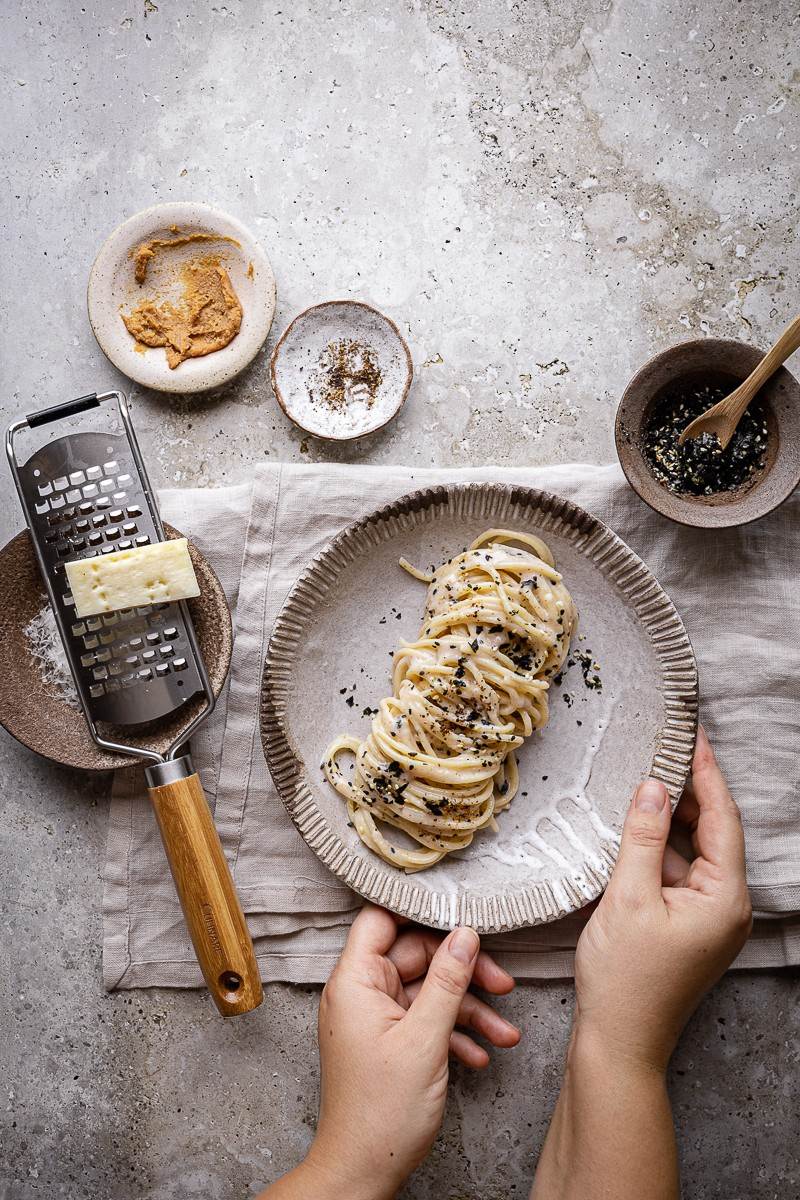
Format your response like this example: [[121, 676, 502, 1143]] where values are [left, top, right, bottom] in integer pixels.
[[726, 312, 800, 421]]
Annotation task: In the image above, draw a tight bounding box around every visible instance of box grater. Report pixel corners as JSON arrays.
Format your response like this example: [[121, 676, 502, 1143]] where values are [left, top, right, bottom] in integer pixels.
[[6, 390, 262, 1016]]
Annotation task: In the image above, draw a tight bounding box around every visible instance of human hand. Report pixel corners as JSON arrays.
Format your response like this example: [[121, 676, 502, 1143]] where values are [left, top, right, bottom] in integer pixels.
[[302, 906, 519, 1200], [573, 726, 752, 1072]]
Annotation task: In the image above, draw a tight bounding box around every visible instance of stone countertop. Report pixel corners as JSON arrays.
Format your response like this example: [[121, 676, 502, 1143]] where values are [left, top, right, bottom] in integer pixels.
[[1, 1, 798, 1196]]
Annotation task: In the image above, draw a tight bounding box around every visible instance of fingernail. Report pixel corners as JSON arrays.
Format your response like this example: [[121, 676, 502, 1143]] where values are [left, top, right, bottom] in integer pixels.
[[449, 927, 479, 964], [635, 779, 668, 813]]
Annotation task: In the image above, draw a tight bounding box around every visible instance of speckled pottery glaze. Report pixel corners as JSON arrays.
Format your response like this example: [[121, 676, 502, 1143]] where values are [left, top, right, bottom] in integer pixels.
[[270, 300, 413, 440], [0, 525, 232, 771], [616, 338, 800, 528], [261, 483, 698, 934], [88, 202, 276, 395]]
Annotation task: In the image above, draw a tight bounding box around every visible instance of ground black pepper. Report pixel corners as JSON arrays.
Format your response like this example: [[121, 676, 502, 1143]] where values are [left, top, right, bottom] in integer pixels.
[[644, 380, 768, 496], [315, 339, 383, 411]]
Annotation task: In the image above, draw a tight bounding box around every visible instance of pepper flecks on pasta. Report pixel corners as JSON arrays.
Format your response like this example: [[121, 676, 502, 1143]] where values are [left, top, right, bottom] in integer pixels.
[[323, 529, 577, 872]]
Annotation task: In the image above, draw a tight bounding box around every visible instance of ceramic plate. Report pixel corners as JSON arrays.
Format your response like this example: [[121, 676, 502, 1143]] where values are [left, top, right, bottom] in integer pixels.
[[88, 202, 276, 394], [270, 300, 413, 440], [261, 483, 698, 934], [0, 525, 232, 771]]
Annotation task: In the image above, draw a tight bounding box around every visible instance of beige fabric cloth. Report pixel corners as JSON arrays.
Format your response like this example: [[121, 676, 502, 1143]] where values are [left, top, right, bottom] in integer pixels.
[[103, 463, 800, 989]]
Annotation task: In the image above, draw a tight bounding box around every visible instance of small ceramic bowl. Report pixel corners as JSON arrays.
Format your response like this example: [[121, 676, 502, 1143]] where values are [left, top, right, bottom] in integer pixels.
[[270, 300, 413, 440], [615, 338, 800, 528], [0, 525, 231, 771], [88, 202, 276, 394]]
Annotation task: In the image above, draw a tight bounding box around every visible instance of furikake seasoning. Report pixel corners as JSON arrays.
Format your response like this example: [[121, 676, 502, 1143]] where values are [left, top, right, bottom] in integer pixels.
[[643, 380, 769, 497]]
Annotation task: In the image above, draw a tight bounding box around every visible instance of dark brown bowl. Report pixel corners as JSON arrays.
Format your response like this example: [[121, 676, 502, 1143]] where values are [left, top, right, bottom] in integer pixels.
[[0, 524, 232, 771], [615, 338, 800, 528]]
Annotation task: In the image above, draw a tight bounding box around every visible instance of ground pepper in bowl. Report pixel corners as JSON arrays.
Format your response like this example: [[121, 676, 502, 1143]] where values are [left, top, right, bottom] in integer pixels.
[[643, 380, 769, 497]]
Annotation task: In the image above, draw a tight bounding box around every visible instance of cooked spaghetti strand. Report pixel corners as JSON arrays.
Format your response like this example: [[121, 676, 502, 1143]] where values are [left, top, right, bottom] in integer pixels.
[[323, 529, 577, 871]]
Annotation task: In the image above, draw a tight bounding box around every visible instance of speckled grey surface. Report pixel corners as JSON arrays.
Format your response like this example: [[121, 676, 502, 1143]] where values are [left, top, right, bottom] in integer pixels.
[[1, 2, 799, 1197]]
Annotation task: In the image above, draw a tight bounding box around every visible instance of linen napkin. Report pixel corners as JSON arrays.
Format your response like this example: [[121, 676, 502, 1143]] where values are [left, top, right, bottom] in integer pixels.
[[103, 463, 800, 989]]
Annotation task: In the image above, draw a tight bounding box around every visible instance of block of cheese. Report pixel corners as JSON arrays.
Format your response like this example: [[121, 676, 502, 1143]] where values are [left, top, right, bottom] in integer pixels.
[[65, 538, 200, 618]]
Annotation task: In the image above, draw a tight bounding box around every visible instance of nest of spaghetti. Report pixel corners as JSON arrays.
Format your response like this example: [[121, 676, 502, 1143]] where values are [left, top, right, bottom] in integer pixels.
[[323, 528, 577, 871]]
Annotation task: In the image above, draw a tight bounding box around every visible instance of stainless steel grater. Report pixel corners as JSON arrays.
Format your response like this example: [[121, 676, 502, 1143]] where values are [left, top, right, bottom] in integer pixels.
[[6, 389, 212, 757], [5, 390, 263, 1016]]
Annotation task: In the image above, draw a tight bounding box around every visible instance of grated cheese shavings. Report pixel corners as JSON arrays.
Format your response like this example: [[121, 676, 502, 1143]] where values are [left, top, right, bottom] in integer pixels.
[[24, 604, 80, 710]]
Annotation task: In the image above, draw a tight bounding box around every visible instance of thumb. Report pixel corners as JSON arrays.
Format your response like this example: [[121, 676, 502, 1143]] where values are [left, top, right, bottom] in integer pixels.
[[407, 928, 480, 1043], [608, 778, 671, 903]]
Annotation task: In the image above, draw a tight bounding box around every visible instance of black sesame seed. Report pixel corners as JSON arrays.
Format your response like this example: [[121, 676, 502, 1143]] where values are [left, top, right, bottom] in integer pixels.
[[643, 379, 768, 496]]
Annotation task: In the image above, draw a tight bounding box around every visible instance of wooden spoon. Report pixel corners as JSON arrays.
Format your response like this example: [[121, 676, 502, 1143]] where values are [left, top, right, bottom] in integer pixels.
[[678, 313, 800, 449]]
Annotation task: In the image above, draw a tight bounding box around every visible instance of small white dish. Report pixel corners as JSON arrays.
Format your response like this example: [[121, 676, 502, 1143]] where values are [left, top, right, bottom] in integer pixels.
[[270, 300, 413, 440], [88, 202, 276, 394]]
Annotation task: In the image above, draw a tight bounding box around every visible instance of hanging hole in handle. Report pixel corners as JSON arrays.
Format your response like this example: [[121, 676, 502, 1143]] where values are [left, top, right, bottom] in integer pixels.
[[219, 971, 242, 993]]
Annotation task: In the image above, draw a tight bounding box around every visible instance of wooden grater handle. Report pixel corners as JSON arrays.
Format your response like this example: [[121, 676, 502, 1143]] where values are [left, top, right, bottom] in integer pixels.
[[146, 757, 263, 1017]]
